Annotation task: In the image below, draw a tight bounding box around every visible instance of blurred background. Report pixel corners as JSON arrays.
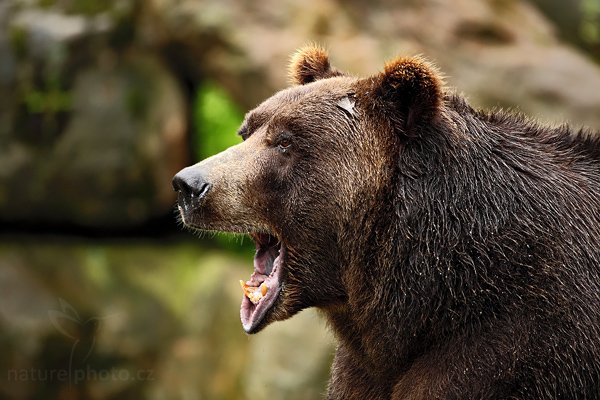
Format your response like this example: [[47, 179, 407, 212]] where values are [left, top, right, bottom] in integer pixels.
[[0, 0, 599, 399]]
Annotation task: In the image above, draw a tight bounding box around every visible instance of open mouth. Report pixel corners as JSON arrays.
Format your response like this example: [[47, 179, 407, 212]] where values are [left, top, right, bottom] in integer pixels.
[[240, 232, 285, 333]]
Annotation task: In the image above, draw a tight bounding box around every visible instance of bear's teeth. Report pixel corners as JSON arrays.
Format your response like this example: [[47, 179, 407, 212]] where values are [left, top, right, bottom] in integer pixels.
[[240, 280, 269, 304]]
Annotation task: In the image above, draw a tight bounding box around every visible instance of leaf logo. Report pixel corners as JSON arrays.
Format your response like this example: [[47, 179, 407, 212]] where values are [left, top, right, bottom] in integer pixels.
[[48, 299, 106, 384]]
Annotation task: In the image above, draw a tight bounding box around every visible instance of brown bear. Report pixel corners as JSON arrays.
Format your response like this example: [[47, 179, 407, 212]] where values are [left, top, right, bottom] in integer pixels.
[[172, 46, 600, 399]]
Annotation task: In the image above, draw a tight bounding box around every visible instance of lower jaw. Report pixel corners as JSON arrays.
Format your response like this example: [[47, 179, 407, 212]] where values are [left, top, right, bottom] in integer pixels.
[[240, 239, 286, 333], [240, 283, 281, 333]]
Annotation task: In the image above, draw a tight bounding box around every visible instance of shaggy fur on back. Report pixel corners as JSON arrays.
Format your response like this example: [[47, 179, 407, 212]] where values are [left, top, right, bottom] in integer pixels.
[[327, 93, 600, 398]]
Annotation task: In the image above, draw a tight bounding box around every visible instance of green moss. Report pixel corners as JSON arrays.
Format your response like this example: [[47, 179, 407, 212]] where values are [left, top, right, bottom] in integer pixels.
[[23, 88, 71, 114], [69, 0, 112, 16], [193, 82, 243, 161], [125, 85, 148, 118], [581, 20, 600, 44], [9, 26, 28, 59], [193, 83, 256, 251], [581, 0, 600, 45], [37, 0, 56, 8]]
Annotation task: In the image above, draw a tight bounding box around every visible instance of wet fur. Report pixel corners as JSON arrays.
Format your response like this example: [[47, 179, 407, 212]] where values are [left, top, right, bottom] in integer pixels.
[[284, 47, 600, 398], [177, 46, 600, 399], [326, 92, 600, 399]]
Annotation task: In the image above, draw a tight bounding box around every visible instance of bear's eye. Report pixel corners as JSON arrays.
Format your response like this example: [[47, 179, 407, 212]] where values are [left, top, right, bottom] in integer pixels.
[[276, 133, 293, 153], [278, 139, 291, 150]]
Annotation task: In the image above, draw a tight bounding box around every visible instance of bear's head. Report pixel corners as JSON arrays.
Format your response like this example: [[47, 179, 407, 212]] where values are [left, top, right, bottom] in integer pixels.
[[173, 46, 444, 333]]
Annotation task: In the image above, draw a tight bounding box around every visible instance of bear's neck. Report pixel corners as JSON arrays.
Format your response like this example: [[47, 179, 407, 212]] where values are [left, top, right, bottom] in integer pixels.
[[322, 102, 559, 379]]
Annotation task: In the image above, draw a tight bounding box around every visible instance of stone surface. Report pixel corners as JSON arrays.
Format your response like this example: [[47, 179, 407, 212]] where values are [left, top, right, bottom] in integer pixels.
[[144, 0, 600, 128], [0, 3, 187, 229], [0, 51, 187, 227]]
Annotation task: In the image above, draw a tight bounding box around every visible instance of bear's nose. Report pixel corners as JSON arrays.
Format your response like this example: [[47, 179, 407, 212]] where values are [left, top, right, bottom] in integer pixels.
[[172, 167, 212, 200]]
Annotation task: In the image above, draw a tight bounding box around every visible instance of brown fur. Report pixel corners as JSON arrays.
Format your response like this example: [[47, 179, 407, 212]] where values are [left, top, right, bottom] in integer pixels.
[[174, 47, 600, 399], [380, 56, 444, 131], [288, 44, 344, 85]]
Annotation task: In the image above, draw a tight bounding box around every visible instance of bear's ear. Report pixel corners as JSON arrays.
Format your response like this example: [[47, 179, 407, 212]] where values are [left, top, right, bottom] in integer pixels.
[[376, 56, 444, 135], [288, 45, 343, 85]]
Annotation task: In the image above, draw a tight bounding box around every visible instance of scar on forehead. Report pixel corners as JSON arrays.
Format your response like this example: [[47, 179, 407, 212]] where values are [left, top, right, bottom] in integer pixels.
[[336, 93, 357, 117]]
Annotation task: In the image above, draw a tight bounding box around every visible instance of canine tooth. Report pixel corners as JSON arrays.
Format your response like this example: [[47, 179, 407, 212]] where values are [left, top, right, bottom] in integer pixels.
[[250, 293, 261, 304], [240, 280, 265, 304]]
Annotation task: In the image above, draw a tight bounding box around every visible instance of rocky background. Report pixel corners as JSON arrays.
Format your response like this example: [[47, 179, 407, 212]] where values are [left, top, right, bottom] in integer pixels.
[[0, 0, 599, 399]]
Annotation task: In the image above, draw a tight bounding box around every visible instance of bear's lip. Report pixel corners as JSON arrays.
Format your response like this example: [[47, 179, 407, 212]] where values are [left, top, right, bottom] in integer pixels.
[[240, 232, 285, 333]]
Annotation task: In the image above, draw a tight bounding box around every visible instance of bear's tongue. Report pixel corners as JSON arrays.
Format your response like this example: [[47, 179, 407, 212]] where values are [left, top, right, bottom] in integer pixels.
[[240, 233, 284, 333]]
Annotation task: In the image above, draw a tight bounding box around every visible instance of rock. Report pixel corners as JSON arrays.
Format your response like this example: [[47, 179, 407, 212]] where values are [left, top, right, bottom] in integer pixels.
[[145, 0, 600, 129], [0, 3, 188, 229], [12, 10, 98, 59], [527, 0, 585, 46], [0, 50, 187, 228], [45, 54, 187, 227]]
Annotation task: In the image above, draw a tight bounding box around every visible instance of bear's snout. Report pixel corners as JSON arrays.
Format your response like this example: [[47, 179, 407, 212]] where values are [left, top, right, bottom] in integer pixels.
[[173, 142, 262, 232], [172, 166, 212, 201]]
